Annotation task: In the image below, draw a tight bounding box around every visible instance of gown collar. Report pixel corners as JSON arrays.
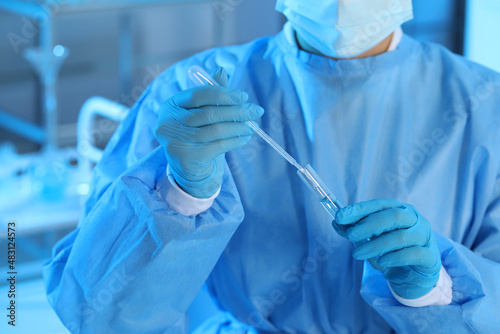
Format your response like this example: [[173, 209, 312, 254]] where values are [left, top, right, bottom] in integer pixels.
[[274, 22, 416, 76]]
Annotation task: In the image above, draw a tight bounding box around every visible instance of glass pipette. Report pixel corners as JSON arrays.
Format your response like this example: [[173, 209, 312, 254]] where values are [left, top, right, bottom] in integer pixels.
[[189, 65, 380, 268], [188, 65, 343, 218], [188, 66, 301, 169]]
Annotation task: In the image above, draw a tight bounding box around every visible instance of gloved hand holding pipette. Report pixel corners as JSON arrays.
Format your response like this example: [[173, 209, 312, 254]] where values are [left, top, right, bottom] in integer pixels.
[[188, 66, 344, 215], [155, 67, 264, 198]]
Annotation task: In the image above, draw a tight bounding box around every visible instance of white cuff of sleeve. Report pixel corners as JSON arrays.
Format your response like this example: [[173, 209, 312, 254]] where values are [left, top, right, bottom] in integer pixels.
[[164, 164, 220, 216], [389, 266, 453, 307]]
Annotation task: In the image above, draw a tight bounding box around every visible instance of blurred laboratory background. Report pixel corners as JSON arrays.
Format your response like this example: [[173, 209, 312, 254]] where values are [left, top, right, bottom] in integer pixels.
[[0, 0, 499, 333]]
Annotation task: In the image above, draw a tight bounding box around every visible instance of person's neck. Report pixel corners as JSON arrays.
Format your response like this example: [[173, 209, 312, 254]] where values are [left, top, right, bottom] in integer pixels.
[[296, 32, 395, 60]]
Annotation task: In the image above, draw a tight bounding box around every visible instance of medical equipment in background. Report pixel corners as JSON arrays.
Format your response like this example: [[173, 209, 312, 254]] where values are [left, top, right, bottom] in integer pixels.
[[0, 0, 223, 152], [0, 96, 129, 285], [77, 96, 129, 168], [0, 0, 70, 152], [188, 65, 344, 219], [0, 96, 127, 209]]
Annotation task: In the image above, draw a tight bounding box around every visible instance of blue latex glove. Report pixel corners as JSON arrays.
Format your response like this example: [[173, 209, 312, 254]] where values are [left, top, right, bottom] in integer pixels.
[[155, 68, 264, 198], [334, 199, 442, 300]]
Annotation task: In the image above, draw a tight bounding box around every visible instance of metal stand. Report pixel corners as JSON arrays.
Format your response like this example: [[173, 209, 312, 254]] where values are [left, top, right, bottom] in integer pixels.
[[0, 0, 221, 151], [0, 1, 68, 151], [24, 42, 69, 152]]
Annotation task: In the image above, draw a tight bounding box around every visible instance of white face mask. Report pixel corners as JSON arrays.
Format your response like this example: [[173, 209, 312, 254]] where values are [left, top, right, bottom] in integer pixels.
[[276, 0, 413, 58]]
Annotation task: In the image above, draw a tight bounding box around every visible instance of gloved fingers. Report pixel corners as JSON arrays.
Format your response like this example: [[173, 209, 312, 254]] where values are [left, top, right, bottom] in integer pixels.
[[171, 86, 248, 109], [331, 221, 348, 238], [166, 133, 251, 163], [211, 67, 229, 87], [190, 122, 254, 143], [377, 246, 439, 269], [367, 258, 385, 271], [356, 237, 386, 270], [336, 199, 406, 226], [202, 135, 252, 157], [352, 226, 430, 260], [184, 104, 264, 127], [345, 207, 417, 243], [156, 108, 260, 144]]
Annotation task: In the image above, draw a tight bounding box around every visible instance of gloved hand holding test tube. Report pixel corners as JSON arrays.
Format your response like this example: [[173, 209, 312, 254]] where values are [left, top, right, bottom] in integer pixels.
[[188, 66, 380, 268], [188, 65, 343, 216]]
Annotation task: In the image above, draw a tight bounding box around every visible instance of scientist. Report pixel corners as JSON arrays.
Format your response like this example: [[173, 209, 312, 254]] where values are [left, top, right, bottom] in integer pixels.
[[44, 0, 500, 333]]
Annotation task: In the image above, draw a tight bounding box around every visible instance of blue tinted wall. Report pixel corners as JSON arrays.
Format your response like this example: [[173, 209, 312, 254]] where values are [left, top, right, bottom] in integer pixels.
[[403, 0, 466, 54]]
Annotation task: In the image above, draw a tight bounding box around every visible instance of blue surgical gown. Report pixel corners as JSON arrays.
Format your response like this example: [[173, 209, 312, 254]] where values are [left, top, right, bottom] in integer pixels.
[[43, 23, 500, 333]]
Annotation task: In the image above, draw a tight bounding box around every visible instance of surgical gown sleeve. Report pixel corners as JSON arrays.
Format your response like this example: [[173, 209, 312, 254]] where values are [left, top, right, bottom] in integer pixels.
[[42, 64, 245, 333], [361, 172, 500, 331]]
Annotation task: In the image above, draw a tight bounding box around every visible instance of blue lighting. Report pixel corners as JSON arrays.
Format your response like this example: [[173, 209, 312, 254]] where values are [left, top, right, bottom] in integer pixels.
[[53, 45, 65, 57], [465, 0, 500, 72]]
